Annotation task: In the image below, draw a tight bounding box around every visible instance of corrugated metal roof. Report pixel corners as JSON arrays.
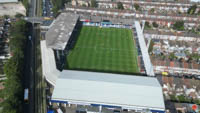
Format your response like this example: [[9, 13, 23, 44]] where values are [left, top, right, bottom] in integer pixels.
[[52, 70, 165, 111], [45, 13, 79, 50], [0, 0, 18, 3]]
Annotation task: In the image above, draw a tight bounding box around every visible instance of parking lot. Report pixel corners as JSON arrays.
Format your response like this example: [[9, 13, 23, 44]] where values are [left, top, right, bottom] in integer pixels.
[[0, 17, 13, 75], [42, 0, 53, 17]]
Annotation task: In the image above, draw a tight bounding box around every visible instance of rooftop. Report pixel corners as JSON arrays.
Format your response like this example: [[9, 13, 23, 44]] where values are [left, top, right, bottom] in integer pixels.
[[40, 40, 59, 86], [45, 13, 79, 50], [52, 70, 165, 111]]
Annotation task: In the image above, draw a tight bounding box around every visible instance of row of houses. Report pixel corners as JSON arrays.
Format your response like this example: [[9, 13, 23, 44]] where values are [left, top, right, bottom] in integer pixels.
[[144, 30, 200, 42], [71, 0, 200, 12], [144, 20, 198, 31], [154, 65, 200, 75], [72, 0, 200, 7], [161, 76, 200, 100], [97, 1, 200, 12], [152, 39, 200, 55], [65, 5, 200, 24], [158, 76, 200, 113]]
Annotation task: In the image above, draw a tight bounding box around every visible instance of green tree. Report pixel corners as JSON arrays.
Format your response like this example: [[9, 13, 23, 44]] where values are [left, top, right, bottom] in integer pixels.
[[144, 21, 152, 30], [150, 8, 155, 13], [3, 15, 9, 19], [187, 4, 197, 15], [1, 19, 27, 113], [152, 22, 159, 28], [173, 21, 184, 31], [134, 4, 140, 11], [15, 13, 24, 18], [169, 95, 177, 101], [193, 99, 200, 105], [117, 2, 124, 10], [169, 53, 176, 61], [148, 40, 154, 53], [51, 0, 67, 16], [91, 0, 97, 8]]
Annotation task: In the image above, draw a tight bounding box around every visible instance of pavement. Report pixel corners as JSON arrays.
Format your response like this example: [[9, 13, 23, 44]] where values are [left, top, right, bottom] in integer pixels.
[[23, 0, 37, 113], [23, 23, 35, 113]]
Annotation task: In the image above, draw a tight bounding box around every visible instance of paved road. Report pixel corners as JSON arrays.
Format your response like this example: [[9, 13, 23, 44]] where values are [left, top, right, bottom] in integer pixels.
[[23, 0, 37, 113], [23, 24, 35, 113]]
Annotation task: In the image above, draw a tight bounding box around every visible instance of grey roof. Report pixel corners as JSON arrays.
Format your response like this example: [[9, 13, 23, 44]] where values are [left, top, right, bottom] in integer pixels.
[[79, 15, 134, 24], [45, 13, 79, 50], [0, 0, 18, 3], [52, 70, 165, 111], [40, 40, 59, 86]]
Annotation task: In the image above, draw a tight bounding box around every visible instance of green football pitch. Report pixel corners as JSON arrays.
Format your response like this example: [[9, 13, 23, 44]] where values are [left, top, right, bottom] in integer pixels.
[[65, 26, 139, 74]]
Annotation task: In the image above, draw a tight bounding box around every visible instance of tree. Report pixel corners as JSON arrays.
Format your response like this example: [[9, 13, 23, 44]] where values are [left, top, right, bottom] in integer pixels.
[[187, 57, 193, 63], [148, 40, 154, 53], [193, 99, 200, 105], [169, 53, 176, 61], [144, 21, 152, 30], [179, 58, 184, 62], [169, 95, 177, 101], [134, 4, 140, 11], [152, 22, 159, 28], [1, 19, 27, 113], [51, 0, 66, 16], [187, 4, 197, 15], [3, 15, 9, 19], [91, 0, 97, 8], [150, 8, 155, 13], [15, 13, 24, 18], [198, 10, 200, 15], [117, 2, 124, 10], [173, 21, 184, 31]]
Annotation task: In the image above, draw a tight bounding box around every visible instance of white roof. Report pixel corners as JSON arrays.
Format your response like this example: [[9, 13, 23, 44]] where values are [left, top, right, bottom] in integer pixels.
[[135, 21, 155, 76], [0, 0, 18, 3], [52, 70, 165, 111], [40, 40, 59, 86]]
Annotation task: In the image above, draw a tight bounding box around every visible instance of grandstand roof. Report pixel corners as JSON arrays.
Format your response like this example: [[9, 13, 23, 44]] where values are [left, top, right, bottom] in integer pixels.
[[52, 70, 165, 111], [135, 21, 155, 76], [45, 13, 79, 50], [41, 40, 59, 86]]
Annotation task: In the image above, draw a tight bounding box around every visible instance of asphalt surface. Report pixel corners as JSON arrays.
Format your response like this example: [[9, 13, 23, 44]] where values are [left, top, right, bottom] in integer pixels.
[[23, 24, 35, 113], [23, 0, 37, 112]]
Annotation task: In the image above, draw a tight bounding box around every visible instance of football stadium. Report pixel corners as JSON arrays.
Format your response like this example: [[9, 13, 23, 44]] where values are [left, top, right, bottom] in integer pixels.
[[41, 12, 164, 113]]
